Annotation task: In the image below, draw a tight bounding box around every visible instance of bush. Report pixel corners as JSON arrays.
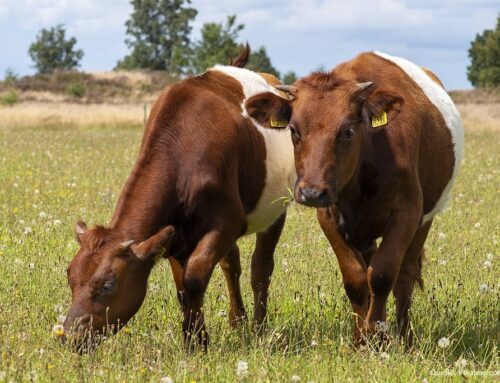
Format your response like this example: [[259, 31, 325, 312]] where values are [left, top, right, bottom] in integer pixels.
[[4, 67, 18, 86], [1, 89, 19, 106], [67, 82, 85, 98]]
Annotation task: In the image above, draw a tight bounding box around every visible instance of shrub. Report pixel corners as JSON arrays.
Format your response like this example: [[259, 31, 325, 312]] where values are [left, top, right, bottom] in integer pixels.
[[67, 82, 85, 98], [1, 89, 19, 106]]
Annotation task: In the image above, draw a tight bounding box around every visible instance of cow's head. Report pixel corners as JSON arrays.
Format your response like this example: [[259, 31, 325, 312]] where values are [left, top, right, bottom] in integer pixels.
[[63, 221, 174, 350], [247, 72, 403, 207]]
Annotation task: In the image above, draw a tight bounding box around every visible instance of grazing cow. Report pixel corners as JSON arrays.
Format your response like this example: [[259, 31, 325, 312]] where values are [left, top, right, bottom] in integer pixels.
[[63, 47, 296, 349], [252, 52, 464, 345]]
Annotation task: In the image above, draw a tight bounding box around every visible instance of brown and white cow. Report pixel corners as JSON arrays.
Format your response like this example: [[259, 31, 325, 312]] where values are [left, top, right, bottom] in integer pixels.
[[63, 48, 296, 349], [254, 52, 464, 345]]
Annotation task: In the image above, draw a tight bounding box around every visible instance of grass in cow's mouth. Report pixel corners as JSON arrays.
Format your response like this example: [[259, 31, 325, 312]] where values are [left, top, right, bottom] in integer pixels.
[[0, 103, 498, 381]]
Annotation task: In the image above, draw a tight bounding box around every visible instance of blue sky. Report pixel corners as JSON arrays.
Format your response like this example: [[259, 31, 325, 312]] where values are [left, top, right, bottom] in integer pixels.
[[0, 0, 498, 89]]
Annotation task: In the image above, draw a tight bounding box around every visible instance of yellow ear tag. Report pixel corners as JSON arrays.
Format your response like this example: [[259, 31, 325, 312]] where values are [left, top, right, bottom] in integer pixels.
[[371, 111, 388, 128], [270, 118, 288, 128]]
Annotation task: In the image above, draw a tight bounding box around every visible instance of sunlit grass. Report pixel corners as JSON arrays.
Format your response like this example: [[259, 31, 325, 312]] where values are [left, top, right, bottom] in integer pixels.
[[0, 113, 498, 381]]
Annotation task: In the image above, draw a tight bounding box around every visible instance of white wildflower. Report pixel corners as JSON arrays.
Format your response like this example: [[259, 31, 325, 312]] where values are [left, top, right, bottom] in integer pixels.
[[34, 189, 39, 194], [218, 309, 227, 317], [14, 258, 23, 265], [160, 377, 174, 383], [291, 375, 301, 382], [438, 232, 446, 239], [487, 253, 493, 260], [24, 226, 33, 235], [39, 211, 47, 218], [479, 284, 490, 294], [28, 263, 35, 270], [19, 219, 25, 225], [454, 357, 467, 369], [376, 321, 389, 332], [57, 315, 66, 324], [282, 259, 288, 272], [437, 337, 450, 348], [483, 260, 492, 269], [380, 351, 390, 360], [311, 339, 319, 347], [53, 219, 62, 225], [236, 360, 248, 377], [13, 183, 18, 188], [474, 222, 481, 229]]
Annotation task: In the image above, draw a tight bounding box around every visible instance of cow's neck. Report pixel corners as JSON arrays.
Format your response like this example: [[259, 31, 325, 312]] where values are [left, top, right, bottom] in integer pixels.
[[110, 152, 173, 242]]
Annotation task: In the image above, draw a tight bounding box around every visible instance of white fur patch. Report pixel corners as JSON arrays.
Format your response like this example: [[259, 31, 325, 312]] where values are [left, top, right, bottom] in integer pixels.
[[374, 52, 464, 224], [210, 65, 296, 234]]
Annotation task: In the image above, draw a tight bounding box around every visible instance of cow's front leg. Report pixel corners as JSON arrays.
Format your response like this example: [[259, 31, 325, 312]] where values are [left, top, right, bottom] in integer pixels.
[[251, 213, 286, 329], [365, 206, 420, 341], [317, 207, 369, 345], [182, 229, 239, 349]]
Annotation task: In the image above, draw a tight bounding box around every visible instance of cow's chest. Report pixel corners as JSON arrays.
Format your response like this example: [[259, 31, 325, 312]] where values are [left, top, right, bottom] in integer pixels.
[[244, 127, 296, 235]]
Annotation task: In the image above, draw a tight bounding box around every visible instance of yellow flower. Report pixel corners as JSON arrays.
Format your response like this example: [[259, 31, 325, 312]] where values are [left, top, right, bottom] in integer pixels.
[[123, 326, 131, 334], [47, 364, 54, 370]]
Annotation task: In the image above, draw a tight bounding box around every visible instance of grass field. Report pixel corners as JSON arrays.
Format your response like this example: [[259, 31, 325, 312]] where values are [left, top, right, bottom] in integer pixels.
[[0, 103, 498, 382]]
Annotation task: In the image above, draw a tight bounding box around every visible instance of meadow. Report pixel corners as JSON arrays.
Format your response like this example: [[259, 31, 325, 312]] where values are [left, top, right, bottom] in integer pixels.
[[0, 101, 498, 382]]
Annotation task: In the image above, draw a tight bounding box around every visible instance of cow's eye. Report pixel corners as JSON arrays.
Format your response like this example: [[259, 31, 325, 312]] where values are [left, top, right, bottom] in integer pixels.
[[101, 280, 115, 295], [289, 124, 300, 142], [340, 127, 355, 141]]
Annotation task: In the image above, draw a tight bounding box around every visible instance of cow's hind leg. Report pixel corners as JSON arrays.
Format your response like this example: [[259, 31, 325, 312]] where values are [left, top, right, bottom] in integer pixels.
[[392, 219, 432, 347], [219, 244, 247, 326], [251, 213, 286, 328]]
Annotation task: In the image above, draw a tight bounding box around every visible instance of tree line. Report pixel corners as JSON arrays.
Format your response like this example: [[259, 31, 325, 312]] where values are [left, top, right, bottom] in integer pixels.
[[17, 2, 500, 87], [26, 0, 297, 84]]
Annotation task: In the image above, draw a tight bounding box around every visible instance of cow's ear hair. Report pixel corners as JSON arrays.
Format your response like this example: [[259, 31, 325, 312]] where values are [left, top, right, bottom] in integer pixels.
[[75, 220, 88, 244], [360, 88, 404, 123], [131, 225, 175, 263], [244, 92, 292, 129]]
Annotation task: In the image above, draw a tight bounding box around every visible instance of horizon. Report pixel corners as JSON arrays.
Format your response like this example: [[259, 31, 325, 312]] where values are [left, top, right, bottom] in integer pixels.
[[1, 0, 499, 90]]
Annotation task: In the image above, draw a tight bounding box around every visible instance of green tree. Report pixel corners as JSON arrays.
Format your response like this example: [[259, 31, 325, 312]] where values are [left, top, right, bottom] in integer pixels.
[[282, 71, 297, 84], [467, 15, 500, 87], [189, 15, 244, 74], [116, 0, 197, 72], [28, 25, 83, 74], [246, 46, 280, 78]]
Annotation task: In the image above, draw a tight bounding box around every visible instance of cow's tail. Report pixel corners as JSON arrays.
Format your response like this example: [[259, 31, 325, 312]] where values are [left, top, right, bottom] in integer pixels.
[[229, 43, 250, 68], [416, 248, 425, 289]]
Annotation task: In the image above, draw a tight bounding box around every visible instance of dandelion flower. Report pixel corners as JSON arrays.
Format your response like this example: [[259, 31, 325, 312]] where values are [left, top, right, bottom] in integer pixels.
[[438, 232, 446, 239], [236, 360, 248, 377], [483, 260, 492, 269], [474, 222, 481, 229], [479, 284, 490, 294], [290, 375, 301, 382], [39, 211, 47, 218], [437, 337, 450, 348], [160, 377, 174, 383], [53, 219, 62, 226], [52, 324, 65, 338], [24, 227, 33, 235]]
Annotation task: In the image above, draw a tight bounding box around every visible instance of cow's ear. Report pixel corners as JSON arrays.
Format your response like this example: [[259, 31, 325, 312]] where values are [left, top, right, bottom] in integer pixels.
[[75, 220, 88, 244], [244, 92, 292, 129], [131, 226, 175, 263], [360, 88, 404, 126]]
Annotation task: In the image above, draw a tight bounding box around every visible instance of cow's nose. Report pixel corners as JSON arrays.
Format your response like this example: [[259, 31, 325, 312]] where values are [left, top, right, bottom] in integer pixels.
[[299, 187, 329, 206]]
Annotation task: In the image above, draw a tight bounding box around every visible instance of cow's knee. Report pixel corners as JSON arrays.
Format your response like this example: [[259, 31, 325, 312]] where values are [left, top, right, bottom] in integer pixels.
[[368, 266, 396, 297]]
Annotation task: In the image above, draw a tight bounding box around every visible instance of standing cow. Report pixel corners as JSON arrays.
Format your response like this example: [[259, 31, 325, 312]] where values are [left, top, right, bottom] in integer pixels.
[[252, 52, 463, 345], [63, 48, 296, 349]]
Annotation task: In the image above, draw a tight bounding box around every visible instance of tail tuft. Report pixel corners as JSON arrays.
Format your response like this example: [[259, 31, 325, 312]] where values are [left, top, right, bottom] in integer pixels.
[[229, 43, 251, 68]]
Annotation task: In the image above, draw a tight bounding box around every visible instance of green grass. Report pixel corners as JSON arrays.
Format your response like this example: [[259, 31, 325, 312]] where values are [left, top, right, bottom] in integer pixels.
[[0, 123, 498, 382]]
